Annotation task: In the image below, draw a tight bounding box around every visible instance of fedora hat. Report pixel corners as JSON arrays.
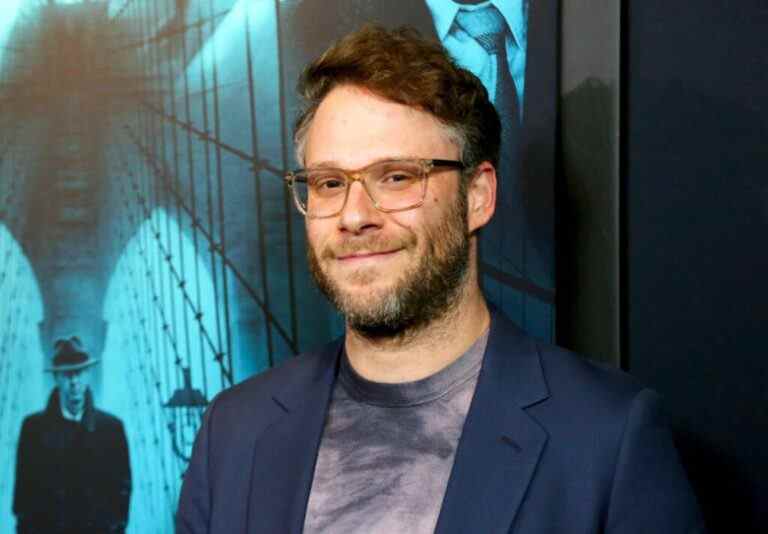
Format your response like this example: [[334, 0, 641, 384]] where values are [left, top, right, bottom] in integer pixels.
[[45, 336, 100, 372]]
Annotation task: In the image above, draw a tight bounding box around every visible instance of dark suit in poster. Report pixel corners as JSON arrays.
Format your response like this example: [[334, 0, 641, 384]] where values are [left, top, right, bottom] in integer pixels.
[[13, 389, 131, 533]]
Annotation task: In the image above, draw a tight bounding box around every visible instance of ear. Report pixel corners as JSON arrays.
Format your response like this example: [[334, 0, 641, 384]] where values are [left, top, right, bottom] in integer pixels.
[[466, 161, 497, 233]]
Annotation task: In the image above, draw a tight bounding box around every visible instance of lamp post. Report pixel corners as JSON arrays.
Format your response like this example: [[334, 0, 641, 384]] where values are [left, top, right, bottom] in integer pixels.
[[164, 366, 207, 462]]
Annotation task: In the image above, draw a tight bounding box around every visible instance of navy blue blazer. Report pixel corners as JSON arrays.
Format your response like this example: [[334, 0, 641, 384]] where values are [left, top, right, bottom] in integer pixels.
[[176, 312, 705, 533]]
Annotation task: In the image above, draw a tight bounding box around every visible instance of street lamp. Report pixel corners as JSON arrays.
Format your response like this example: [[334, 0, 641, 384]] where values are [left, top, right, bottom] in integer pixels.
[[164, 366, 207, 462]]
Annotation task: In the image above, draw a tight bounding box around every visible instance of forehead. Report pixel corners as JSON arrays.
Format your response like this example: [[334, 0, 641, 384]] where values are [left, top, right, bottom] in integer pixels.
[[304, 85, 459, 168]]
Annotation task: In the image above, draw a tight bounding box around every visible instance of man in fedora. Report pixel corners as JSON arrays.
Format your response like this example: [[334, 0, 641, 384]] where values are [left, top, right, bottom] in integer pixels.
[[13, 336, 131, 533]]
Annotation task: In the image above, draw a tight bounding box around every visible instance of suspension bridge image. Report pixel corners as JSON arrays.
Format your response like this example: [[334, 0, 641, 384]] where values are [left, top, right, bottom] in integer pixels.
[[0, 1, 554, 531], [0, 1, 342, 531]]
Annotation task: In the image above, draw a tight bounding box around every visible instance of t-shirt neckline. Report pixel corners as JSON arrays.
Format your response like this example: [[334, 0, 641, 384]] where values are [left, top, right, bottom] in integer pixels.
[[339, 329, 489, 408]]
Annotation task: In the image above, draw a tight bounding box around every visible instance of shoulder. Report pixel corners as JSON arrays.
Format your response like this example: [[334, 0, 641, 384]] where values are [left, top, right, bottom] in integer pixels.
[[488, 320, 704, 528], [490, 319, 670, 466], [91, 408, 126, 430], [19, 408, 53, 432], [520, 337, 668, 457], [206, 339, 341, 427], [18, 412, 44, 440], [20, 410, 46, 426], [488, 313, 648, 421], [536, 340, 645, 409]]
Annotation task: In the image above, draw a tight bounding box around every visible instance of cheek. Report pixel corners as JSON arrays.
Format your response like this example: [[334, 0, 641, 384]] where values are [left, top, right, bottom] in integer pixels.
[[305, 221, 326, 249], [386, 213, 421, 243], [411, 194, 453, 230], [422, 183, 460, 221], [306, 221, 338, 263]]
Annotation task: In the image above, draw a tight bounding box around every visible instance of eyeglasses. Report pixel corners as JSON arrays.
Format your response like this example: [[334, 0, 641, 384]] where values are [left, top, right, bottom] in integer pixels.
[[285, 158, 465, 219]]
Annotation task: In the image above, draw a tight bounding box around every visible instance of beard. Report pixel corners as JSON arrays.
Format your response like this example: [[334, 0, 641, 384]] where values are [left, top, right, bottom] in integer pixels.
[[307, 191, 470, 339]]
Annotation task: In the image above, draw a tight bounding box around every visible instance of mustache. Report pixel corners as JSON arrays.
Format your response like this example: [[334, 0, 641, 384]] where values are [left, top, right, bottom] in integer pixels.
[[321, 234, 416, 260]]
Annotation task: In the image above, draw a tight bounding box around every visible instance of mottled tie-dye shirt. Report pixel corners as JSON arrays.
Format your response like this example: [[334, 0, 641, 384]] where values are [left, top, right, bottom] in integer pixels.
[[303, 331, 489, 534]]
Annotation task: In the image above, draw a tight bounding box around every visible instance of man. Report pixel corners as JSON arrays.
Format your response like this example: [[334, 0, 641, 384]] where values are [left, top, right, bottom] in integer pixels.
[[14, 336, 131, 533], [289, 0, 557, 336], [177, 26, 704, 533]]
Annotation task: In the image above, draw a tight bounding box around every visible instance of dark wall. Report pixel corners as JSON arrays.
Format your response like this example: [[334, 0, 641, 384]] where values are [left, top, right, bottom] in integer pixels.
[[625, 1, 768, 530]]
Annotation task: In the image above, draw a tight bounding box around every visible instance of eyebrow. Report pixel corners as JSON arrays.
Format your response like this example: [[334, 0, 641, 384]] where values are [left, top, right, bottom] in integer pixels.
[[306, 156, 422, 170]]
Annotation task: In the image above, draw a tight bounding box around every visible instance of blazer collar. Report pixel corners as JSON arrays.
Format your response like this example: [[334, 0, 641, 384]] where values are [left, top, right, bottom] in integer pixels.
[[246, 339, 342, 534], [434, 310, 550, 534]]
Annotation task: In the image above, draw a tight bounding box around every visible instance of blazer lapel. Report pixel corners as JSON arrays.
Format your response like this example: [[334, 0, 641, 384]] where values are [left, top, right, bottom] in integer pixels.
[[435, 313, 550, 534], [246, 341, 342, 534]]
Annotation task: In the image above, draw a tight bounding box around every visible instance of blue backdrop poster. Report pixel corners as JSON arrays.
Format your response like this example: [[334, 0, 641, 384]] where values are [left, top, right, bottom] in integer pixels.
[[0, 1, 557, 531]]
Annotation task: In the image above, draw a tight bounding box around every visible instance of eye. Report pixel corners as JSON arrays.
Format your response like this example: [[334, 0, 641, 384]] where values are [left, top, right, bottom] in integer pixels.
[[309, 172, 347, 194], [379, 169, 419, 189], [384, 172, 412, 183], [318, 178, 345, 189]]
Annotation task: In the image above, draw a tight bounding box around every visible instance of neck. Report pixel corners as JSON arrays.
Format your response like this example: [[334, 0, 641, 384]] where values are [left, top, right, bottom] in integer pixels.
[[61, 397, 84, 419], [344, 278, 490, 384]]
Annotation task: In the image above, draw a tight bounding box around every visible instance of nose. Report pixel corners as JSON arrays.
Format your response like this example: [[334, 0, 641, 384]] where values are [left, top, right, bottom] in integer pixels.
[[337, 180, 383, 234]]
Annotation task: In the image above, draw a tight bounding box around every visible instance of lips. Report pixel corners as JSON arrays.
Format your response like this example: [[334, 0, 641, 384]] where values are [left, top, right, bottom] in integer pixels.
[[336, 249, 402, 261], [320, 234, 416, 263]]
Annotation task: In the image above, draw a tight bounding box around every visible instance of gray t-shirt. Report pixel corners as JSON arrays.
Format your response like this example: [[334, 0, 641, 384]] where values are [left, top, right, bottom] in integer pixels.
[[303, 331, 489, 534]]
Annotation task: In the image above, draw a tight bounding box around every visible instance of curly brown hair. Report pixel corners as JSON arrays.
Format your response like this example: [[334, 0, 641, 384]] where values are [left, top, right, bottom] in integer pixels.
[[293, 24, 500, 175]]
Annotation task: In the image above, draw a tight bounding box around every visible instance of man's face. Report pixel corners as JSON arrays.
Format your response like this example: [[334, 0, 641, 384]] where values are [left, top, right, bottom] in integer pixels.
[[303, 85, 472, 336], [55, 368, 89, 413]]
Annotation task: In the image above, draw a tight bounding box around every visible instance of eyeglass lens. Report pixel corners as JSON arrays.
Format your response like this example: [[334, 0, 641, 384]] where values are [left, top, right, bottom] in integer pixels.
[[293, 160, 428, 217]]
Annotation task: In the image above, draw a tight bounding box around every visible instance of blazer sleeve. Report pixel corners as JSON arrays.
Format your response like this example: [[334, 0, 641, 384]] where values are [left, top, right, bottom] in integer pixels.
[[176, 397, 219, 534], [605, 388, 707, 533]]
